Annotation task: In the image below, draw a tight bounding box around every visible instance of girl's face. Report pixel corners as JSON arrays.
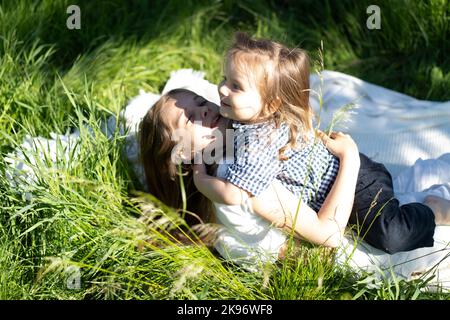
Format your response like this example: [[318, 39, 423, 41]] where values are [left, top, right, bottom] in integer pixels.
[[165, 91, 228, 160], [218, 57, 264, 123]]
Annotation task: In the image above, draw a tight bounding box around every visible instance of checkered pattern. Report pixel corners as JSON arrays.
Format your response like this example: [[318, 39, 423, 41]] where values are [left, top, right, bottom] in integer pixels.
[[225, 121, 340, 211]]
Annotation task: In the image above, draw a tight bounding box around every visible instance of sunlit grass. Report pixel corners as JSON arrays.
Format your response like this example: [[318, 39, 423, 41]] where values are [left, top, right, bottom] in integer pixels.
[[0, 0, 449, 300]]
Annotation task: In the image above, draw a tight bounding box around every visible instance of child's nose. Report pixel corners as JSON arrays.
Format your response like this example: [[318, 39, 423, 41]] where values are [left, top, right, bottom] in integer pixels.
[[218, 81, 229, 97]]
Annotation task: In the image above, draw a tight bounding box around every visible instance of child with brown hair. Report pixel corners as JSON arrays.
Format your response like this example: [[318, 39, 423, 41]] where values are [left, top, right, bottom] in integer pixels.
[[193, 32, 339, 212], [192, 32, 448, 254]]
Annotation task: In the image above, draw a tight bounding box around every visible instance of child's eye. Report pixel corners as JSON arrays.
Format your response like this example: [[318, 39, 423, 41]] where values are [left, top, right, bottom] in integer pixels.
[[232, 83, 240, 90]]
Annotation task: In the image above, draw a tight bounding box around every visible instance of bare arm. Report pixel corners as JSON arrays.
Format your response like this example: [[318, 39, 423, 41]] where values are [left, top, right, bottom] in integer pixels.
[[250, 131, 360, 247], [193, 164, 250, 205]]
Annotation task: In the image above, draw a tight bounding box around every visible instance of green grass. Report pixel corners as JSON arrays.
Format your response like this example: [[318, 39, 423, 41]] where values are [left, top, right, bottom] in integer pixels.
[[0, 0, 449, 300]]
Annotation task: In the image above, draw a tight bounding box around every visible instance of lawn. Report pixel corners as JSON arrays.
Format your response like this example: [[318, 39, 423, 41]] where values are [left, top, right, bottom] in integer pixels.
[[0, 0, 449, 300]]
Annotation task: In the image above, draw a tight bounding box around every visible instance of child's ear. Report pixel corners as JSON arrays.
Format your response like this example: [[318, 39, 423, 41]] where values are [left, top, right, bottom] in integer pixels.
[[267, 97, 282, 114]]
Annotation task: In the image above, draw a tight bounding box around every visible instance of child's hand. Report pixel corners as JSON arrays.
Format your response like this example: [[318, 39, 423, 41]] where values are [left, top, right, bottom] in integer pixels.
[[317, 130, 359, 162]]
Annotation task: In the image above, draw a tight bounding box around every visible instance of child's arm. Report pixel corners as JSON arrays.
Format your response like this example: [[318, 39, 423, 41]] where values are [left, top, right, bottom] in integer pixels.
[[251, 131, 360, 248], [193, 163, 250, 205]]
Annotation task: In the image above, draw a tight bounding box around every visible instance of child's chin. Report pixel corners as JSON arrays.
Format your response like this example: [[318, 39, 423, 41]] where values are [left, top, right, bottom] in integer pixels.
[[219, 107, 230, 118], [220, 108, 237, 120]]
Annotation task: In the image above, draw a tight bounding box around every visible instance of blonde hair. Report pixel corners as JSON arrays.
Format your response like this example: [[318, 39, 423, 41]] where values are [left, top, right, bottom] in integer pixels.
[[139, 89, 214, 226], [226, 32, 313, 159]]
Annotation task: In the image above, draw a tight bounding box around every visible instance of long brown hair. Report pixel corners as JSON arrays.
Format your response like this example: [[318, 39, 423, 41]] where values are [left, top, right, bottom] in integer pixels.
[[226, 32, 313, 159], [139, 89, 214, 227]]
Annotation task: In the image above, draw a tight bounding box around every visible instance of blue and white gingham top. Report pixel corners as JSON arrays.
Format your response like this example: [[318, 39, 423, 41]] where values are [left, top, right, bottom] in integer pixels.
[[224, 121, 340, 211]]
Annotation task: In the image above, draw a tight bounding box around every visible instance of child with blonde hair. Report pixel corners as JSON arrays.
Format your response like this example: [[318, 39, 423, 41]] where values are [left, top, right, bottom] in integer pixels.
[[193, 32, 339, 212], [192, 33, 446, 254]]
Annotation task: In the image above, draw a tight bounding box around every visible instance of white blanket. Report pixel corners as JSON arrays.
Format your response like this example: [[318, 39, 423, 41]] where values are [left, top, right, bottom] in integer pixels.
[[336, 156, 450, 292], [5, 69, 450, 291], [308, 71, 450, 291], [310, 71, 450, 178]]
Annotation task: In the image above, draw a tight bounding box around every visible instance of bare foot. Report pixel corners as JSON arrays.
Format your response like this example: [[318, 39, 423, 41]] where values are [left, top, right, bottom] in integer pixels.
[[424, 195, 450, 225]]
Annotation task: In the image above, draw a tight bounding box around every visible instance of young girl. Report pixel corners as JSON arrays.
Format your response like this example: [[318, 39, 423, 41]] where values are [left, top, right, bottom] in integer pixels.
[[140, 87, 362, 258], [192, 33, 449, 254], [140, 87, 450, 264], [193, 33, 339, 212]]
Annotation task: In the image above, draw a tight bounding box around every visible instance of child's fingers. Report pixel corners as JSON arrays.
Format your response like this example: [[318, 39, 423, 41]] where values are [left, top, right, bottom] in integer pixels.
[[330, 131, 348, 139], [329, 131, 341, 139], [316, 130, 329, 144], [317, 130, 350, 144]]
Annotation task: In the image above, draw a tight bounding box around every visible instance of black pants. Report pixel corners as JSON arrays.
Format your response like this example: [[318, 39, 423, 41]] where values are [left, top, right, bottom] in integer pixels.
[[349, 153, 436, 254]]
